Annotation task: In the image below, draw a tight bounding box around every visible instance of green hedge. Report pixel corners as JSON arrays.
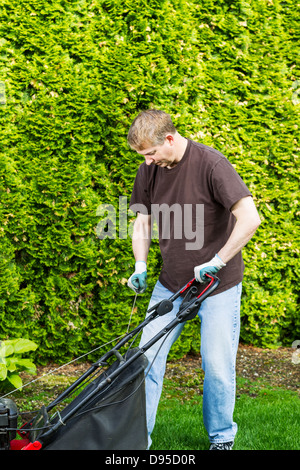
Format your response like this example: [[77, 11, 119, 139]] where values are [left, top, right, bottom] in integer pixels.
[[0, 0, 299, 363]]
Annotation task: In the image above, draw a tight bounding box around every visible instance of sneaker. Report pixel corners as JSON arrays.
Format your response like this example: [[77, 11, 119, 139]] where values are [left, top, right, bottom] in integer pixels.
[[209, 441, 234, 450]]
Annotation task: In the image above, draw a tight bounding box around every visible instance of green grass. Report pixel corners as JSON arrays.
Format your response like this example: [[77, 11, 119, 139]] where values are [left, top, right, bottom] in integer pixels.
[[150, 379, 300, 450]]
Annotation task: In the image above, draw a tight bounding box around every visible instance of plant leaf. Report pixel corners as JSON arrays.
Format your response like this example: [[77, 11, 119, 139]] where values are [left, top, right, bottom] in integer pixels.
[[0, 343, 14, 358], [8, 339, 38, 354], [7, 373, 23, 389], [0, 363, 7, 381]]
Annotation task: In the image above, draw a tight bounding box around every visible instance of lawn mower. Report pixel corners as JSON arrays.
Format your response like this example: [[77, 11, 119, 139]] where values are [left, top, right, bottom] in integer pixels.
[[0, 274, 219, 450]]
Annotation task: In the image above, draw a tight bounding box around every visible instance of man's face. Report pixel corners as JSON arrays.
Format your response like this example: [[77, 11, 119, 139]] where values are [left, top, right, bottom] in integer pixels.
[[134, 135, 177, 168]]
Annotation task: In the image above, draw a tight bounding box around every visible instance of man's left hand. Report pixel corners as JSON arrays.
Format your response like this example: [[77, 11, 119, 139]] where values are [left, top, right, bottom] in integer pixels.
[[194, 254, 226, 283]]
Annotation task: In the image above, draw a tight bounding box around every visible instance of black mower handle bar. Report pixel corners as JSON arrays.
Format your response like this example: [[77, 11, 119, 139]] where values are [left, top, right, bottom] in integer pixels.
[[94, 275, 219, 366], [147, 274, 220, 318]]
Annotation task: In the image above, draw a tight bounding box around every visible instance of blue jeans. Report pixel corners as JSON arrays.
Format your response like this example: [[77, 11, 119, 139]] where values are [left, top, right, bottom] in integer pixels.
[[139, 280, 242, 448]]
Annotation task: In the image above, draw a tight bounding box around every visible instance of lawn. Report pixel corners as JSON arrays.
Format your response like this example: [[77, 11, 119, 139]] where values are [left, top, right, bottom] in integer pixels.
[[150, 377, 300, 450]]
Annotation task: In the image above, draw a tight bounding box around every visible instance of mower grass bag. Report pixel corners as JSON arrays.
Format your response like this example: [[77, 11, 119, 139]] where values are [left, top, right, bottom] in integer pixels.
[[32, 349, 148, 450]]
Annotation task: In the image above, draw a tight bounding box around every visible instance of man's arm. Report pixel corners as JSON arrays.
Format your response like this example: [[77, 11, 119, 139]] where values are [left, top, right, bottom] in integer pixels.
[[127, 213, 152, 293], [132, 212, 152, 263], [217, 196, 261, 263], [194, 196, 261, 282]]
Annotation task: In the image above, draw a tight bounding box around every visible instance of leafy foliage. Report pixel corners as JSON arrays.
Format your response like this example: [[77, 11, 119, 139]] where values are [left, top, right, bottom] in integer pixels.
[[0, 338, 38, 390], [0, 0, 299, 362]]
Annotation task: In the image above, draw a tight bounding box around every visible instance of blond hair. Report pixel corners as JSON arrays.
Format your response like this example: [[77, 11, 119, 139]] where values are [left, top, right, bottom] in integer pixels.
[[127, 110, 176, 150]]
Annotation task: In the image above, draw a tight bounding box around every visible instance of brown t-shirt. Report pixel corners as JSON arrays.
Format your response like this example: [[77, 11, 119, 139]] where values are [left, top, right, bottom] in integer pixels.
[[129, 139, 252, 295]]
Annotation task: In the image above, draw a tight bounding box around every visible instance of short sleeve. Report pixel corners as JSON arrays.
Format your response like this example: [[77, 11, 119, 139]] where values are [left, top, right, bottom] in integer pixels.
[[210, 158, 252, 211], [129, 164, 151, 215]]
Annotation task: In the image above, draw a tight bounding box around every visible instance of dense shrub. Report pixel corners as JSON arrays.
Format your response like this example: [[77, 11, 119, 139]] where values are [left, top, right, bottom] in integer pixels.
[[0, 0, 298, 362]]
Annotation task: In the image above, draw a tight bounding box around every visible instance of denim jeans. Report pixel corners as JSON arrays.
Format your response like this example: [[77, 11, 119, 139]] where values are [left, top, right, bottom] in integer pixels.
[[139, 280, 242, 448]]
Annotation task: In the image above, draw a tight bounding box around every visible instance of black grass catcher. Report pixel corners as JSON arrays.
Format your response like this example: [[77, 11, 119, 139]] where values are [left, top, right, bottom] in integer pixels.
[[0, 274, 219, 450]]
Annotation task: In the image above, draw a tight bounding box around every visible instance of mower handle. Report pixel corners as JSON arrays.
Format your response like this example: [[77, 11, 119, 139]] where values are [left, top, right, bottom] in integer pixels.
[[147, 274, 220, 317], [176, 274, 220, 322]]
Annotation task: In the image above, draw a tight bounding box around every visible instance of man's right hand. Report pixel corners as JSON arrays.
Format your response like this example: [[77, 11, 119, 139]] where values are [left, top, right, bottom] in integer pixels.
[[127, 261, 147, 294]]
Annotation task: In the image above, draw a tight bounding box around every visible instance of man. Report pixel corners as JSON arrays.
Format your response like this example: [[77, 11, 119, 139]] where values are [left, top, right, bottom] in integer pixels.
[[127, 109, 261, 450]]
